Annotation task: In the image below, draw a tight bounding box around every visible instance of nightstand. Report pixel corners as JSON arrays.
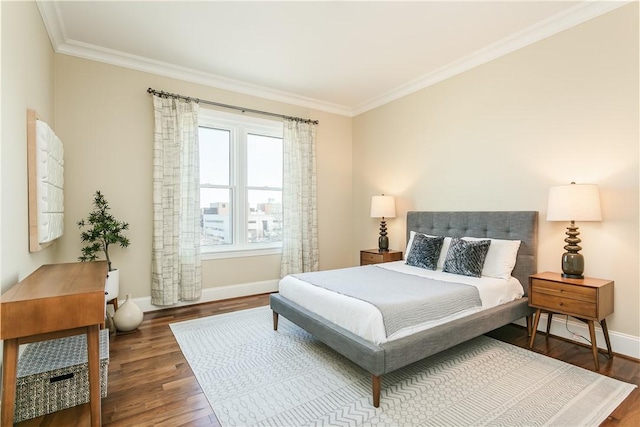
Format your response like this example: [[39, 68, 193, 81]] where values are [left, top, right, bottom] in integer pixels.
[[360, 249, 403, 265], [528, 271, 614, 370]]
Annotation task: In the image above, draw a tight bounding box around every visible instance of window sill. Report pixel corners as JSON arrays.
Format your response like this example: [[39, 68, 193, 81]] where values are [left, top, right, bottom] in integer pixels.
[[202, 247, 282, 260]]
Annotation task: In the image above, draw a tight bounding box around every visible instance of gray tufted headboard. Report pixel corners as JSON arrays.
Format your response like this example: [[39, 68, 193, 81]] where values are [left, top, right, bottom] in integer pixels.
[[406, 211, 538, 294]]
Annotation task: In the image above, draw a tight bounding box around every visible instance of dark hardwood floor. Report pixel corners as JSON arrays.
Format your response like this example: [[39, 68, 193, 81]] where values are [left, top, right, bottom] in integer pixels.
[[17, 294, 640, 426]]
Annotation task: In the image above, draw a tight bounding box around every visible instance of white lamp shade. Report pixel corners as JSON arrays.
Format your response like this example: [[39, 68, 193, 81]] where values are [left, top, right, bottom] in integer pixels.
[[547, 183, 602, 222], [370, 195, 396, 218]]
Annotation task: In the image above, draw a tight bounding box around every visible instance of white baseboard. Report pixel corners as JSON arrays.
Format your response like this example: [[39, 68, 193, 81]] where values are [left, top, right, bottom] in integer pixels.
[[123, 279, 279, 313], [514, 314, 640, 360]]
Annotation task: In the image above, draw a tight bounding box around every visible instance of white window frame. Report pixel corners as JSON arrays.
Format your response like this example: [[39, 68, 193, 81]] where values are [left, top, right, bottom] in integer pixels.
[[199, 108, 283, 260]]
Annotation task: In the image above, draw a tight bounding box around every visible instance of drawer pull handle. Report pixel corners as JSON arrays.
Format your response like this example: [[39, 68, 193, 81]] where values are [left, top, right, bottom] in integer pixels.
[[50, 373, 74, 383], [559, 302, 564, 306]]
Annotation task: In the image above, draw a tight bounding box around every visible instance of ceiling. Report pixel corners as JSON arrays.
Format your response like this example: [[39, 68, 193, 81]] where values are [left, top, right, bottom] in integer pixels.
[[37, 1, 628, 117]]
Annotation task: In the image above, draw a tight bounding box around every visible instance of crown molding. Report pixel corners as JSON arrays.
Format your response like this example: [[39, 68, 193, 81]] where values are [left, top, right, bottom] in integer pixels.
[[351, 0, 632, 116], [36, 0, 66, 50], [59, 38, 354, 117], [35, 1, 353, 117], [37, 1, 631, 118]]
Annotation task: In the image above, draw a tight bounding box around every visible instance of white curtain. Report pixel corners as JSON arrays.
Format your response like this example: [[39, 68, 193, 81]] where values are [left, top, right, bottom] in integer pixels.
[[151, 95, 202, 305], [280, 119, 319, 276]]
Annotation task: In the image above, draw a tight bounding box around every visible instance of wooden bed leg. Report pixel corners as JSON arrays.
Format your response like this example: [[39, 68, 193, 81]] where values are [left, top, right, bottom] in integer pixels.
[[273, 311, 279, 331], [526, 314, 533, 337], [372, 375, 381, 408]]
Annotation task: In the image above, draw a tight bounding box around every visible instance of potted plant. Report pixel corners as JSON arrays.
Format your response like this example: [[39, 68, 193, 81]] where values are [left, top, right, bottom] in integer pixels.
[[78, 190, 130, 309]]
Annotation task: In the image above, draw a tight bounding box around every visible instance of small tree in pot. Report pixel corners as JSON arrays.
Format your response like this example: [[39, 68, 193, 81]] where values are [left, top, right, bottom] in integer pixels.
[[77, 190, 130, 270], [78, 190, 130, 313]]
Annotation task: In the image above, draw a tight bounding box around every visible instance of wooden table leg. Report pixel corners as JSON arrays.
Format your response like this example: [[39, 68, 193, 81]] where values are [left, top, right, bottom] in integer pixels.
[[587, 320, 600, 371], [1, 338, 19, 426], [87, 325, 102, 426], [546, 313, 553, 336], [600, 319, 614, 359], [529, 309, 541, 349]]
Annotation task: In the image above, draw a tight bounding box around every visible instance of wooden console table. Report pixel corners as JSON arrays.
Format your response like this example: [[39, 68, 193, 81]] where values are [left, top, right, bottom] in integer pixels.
[[1, 261, 107, 426]]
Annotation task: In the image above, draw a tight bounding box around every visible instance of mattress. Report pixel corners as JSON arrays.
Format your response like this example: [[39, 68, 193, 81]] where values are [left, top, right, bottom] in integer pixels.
[[278, 261, 524, 344]]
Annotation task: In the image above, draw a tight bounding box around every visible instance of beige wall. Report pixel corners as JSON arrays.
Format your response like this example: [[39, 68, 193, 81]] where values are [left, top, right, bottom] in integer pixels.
[[52, 55, 353, 301], [353, 4, 639, 337], [1, 1, 57, 293]]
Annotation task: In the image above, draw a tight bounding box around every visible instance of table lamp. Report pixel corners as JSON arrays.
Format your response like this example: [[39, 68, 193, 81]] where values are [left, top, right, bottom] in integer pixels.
[[546, 182, 602, 278], [370, 195, 396, 252]]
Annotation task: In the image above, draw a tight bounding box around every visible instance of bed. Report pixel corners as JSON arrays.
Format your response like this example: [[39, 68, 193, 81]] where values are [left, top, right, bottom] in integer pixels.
[[270, 211, 538, 407]]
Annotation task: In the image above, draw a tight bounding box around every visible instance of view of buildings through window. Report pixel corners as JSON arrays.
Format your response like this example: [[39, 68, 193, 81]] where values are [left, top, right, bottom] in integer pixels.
[[199, 113, 283, 253]]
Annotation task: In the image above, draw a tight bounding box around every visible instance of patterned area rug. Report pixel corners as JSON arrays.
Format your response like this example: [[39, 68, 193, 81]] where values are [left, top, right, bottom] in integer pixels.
[[170, 306, 635, 426]]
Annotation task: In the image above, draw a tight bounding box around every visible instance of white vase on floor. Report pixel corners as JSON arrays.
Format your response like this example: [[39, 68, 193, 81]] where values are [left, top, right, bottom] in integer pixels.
[[113, 294, 143, 332]]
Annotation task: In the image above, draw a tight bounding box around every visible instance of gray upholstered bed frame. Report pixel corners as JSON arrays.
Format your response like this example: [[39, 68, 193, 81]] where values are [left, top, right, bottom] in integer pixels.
[[270, 211, 538, 407]]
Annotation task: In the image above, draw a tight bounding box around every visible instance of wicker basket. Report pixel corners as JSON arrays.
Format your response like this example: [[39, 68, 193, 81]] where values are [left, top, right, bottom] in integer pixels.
[[14, 329, 109, 423]]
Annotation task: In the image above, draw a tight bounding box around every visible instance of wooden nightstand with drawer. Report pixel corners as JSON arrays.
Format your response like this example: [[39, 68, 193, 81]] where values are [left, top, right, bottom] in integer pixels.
[[360, 249, 403, 265], [528, 271, 614, 370]]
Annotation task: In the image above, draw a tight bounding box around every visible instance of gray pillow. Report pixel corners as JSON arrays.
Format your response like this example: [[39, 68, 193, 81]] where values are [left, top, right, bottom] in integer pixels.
[[443, 237, 491, 277], [406, 234, 444, 270]]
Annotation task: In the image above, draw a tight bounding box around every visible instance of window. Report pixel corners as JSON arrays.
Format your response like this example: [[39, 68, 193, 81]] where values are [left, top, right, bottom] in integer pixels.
[[199, 109, 283, 257]]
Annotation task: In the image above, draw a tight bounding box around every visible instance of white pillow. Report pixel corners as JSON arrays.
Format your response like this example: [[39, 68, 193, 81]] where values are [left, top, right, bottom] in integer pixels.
[[462, 237, 521, 280], [405, 231, 451, 269], [437, 236, 453, 270], [405, 230, 417, 259]]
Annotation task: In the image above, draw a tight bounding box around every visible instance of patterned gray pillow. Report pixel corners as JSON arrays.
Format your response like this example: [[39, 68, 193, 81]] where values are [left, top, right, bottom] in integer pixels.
[[405, 234, 444, 270], [443, 237, 491, 277]]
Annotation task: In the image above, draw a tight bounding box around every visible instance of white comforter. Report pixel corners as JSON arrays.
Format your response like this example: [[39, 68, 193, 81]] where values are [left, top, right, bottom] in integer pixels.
[[278, 261, 524, 345]]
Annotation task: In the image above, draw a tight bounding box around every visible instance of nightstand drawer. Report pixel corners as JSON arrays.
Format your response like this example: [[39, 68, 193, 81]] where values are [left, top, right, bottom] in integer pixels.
[[361, 252, 382, 264], [530, 278, 596, 303], [360, 249, 403, 265], [530, 291, 597, 318]]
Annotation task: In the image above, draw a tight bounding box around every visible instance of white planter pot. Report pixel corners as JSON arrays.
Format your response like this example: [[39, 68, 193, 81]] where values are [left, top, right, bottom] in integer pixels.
[[105, 269, 119, 303]]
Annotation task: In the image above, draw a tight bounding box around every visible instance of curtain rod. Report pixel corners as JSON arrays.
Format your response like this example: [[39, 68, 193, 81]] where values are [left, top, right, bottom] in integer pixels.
[[147, 88, 319, 125]]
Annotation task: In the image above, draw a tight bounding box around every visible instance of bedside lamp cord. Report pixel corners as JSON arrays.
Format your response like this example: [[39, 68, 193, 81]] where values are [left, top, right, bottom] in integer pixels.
[[564, 315, 612, 360]]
